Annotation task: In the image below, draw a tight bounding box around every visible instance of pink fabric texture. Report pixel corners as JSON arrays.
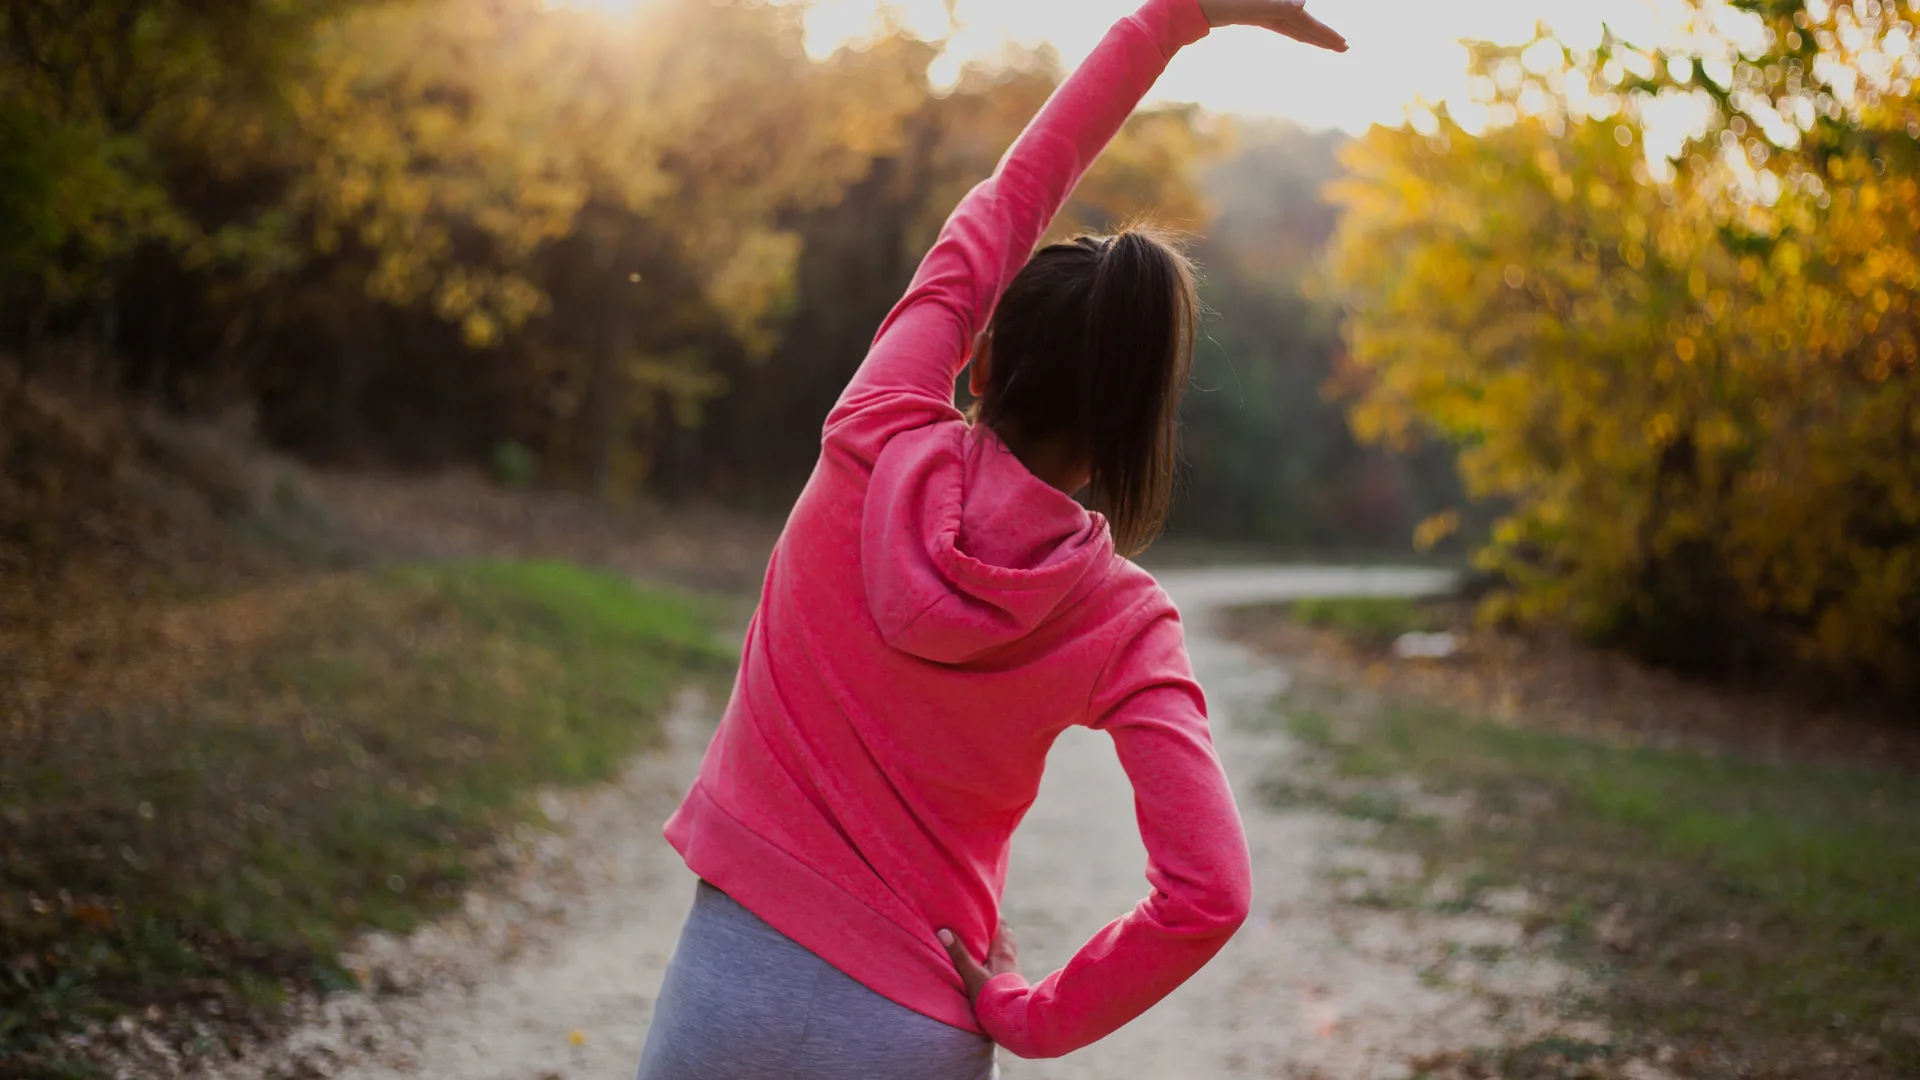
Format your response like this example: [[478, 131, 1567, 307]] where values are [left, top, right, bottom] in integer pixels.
[[661, 0, 1250, 1059]]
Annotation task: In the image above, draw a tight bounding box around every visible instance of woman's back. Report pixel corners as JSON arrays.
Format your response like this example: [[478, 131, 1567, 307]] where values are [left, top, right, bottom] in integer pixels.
[[650, 0, 1348, 1066], [667, 399, 1189, 1035]]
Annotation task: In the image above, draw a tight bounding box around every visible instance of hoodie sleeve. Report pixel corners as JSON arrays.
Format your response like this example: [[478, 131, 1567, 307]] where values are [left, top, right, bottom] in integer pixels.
[[972, 599, 1253, 1059], [821, 0, 1212, 461]]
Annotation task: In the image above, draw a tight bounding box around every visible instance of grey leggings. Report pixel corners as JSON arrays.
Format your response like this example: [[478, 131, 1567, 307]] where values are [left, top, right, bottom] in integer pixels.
[[636, 881, 998, 1080]]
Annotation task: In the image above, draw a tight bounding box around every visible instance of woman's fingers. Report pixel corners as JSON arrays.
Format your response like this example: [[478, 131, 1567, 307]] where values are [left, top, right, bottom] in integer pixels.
[[940, 922, 1024, 1004], [1264, 4, 1349, 53], [938, 928, 991, 1001], [987, 920, 1021, 977], [1200, 0, 1350, 50]]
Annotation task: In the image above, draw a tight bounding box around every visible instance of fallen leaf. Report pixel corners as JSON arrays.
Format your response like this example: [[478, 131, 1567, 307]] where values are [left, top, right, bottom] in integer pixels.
[[72, 902, 115, 931]]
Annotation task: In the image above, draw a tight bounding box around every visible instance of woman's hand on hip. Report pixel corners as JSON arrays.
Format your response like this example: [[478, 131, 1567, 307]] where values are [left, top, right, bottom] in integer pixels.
[[939, 922, 1021, 1003], [1199, 0, 1349, 52]]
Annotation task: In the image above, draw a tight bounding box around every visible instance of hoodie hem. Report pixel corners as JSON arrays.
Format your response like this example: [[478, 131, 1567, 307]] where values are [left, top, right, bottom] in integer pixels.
[[664, 781, 986, 1036]]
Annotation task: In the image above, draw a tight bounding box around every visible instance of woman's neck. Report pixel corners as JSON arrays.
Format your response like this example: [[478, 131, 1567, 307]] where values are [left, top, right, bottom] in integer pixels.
[[989, 425, 1089, 496]]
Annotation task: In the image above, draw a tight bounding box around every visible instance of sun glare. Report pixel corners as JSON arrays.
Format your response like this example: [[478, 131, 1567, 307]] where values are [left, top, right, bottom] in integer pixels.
[[541, 0, 648, 12], [544, 0, 1697, 136], [802, 0, 952, 60], [792, 0, 1693, 133]]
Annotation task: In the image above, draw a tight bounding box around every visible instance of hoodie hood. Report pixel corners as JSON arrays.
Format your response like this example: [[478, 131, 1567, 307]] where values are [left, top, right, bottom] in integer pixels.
[[862, 424, 1115, 664]]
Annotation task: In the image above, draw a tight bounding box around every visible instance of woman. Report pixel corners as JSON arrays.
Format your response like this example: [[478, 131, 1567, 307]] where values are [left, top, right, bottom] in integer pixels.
[[637, 1, 1348, 1075]]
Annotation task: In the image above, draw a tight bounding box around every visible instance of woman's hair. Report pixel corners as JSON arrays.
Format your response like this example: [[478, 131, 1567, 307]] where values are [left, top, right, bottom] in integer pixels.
[[973, 227, 1199, 557]]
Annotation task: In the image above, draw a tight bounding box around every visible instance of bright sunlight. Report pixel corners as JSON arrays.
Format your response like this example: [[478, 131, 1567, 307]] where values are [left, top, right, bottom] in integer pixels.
[[799, 0, 1692, 132], [541, 0, 1694, 132]]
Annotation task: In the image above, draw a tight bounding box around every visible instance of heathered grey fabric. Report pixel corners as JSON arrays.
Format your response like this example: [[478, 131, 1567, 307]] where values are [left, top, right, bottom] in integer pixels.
[[636, 882, 998, 1080]]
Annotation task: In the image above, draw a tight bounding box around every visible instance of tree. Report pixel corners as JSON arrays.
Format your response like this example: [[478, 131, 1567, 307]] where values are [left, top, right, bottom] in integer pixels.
[[0, 0, 353, 317], [2, 0, 1224, 526], [1174, 119, 1464, 550], [1324, 1, 1920, 690], [674, 41, 1222, 504]]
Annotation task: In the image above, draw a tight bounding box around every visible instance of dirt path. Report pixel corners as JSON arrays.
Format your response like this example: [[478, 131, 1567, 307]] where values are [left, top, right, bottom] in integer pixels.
[[1002, 567, 1586, 1080], [210, 566, 1598, 1080]]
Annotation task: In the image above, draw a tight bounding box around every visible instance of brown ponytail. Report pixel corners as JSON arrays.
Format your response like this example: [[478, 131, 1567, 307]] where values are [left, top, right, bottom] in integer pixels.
[[974, 226, 1198, 556]]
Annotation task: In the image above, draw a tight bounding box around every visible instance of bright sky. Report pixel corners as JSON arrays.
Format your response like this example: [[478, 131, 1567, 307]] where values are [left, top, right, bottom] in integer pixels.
[[802, 0, 1694, 133]]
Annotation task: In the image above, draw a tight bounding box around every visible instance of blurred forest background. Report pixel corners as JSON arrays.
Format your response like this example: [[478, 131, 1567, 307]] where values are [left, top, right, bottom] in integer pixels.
[[5, 2, 1920, 1076], [3, 0, 1917, 693]]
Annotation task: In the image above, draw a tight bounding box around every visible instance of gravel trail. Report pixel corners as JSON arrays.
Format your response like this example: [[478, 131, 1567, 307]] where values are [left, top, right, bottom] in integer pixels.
[[202, 565, 1596, 1080]]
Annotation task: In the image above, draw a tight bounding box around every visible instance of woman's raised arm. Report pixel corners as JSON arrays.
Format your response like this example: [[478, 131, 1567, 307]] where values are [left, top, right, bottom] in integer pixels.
[[824, 0, 1214, 456], [824, 0, 1346, 457]]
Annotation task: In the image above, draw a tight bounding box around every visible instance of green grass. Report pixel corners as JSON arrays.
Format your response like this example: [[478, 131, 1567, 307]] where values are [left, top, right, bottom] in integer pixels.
[[1283, 596, 1447, 643], [0, 561, 735, 1077], [1273, 685, 1920, 1078]]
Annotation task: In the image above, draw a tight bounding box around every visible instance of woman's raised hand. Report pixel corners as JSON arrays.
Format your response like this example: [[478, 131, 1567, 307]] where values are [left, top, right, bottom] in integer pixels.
[[1199, 0, 1349, 52]]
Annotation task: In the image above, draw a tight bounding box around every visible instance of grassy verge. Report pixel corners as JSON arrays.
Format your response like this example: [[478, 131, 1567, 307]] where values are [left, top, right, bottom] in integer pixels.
[[1284, 596, 1448, 644], [1, 561, 735, 1078], [1267, 678, 1920, 1078]]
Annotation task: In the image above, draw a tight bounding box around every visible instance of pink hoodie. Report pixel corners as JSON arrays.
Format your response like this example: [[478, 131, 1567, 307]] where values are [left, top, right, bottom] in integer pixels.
[[661, 0, 1250, 1059]]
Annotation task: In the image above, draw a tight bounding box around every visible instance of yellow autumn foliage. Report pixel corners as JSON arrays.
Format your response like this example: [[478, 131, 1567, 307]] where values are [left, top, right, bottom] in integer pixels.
[[2, 0, 1215, 500], [1326, 3, 1920, 690], [283, 0, 925, 349]]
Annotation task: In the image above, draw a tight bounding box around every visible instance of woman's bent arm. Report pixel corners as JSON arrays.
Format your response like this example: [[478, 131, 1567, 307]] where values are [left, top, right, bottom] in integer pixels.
[[823, 0, 1211, 457], [974, 608, 1253, 1059]]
